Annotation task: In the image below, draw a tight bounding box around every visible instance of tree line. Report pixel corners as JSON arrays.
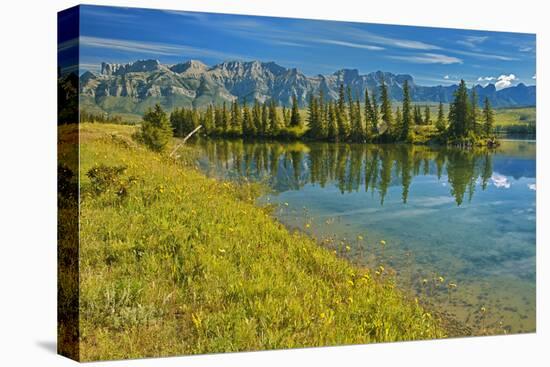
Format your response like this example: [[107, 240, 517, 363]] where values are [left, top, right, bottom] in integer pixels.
[[139, 79, 496, 151]]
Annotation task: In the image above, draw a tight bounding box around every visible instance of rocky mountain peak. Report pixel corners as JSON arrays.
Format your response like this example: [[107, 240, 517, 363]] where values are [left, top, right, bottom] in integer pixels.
[[170, 60, 208, 74], [100, 59, 161, 76]]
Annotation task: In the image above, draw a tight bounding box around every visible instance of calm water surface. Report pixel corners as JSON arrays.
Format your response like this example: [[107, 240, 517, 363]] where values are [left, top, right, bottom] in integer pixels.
[[190, 139, 536, 334]]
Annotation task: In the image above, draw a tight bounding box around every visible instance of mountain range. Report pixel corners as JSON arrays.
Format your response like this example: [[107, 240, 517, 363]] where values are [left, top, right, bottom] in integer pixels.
[[79, 59, 536, 117]]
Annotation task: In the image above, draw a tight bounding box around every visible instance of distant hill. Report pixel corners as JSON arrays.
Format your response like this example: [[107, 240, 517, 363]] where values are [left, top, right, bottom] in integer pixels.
[[79, 59, 536, 116]]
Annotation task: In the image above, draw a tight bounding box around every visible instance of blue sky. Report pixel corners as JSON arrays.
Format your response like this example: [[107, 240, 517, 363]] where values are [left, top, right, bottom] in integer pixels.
[[72, 5, 536, 89]]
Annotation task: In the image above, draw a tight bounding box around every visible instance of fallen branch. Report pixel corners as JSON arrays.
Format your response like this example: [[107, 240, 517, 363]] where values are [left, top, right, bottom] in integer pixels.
[[170, 125, 202, 157]]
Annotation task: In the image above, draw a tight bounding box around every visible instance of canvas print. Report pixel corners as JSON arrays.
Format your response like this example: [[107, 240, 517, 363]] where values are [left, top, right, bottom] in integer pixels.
[[58, 4, 536, 362]]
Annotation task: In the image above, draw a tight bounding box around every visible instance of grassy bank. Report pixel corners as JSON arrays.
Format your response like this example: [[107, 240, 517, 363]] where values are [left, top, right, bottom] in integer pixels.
[[66, 123, 445, 361]]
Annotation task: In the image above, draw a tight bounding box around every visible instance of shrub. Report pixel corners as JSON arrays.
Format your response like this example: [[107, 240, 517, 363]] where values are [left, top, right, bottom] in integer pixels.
[[86, 164, 136, 201], [140, 104, 172, 151]]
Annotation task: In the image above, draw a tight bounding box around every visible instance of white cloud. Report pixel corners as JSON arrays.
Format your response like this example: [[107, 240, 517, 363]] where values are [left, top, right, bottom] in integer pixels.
[[79, 36, 249, 61], [477, 76, 495, 82], [491, 174, 511, 189], [532, 75, 536, 80], [528, 183, 536, 191], [444, 75, 450, 79], [315, 39, 384, 51], [519, 46, 533, 52], [495, 74, 518, 90], [457, 35, 488, 49], [350, 31, 440, 50], [450, 49, 518, 61], [389, 53, 462, 64]]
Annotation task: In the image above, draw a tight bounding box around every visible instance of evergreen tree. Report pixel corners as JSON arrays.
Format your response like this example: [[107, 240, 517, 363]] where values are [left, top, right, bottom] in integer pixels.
[[401, 80, 412, 141], [169, 108, 184, 137], [190, 109, 200, 132], [318, 89, 328, 139], [141, 103, 172, 151], [261, 102, 268, 136], [347, 86, 355, 129], [242, 100, 255, 136], [221, 102, 230, 133], [268, 100, 281, 136], [337, 84, 350, 138], [448, 79, 470, 138], [307, 94, 320, 138], [379, 81, 394, 139], [327, 101, 338, 141], [213, 105, 222, 134], [230, 100, 243, 135], [482, 97, 495, 136], [252, 99, 262, 134], [203, 105, 214, 134], [424, 105, 431, 125], [290, 94, 302, 127], [414, 105, 423, 125], [395, 107, 403, 135], [435, 101, 447, 133], [469, 89, 479, 135], [371, 91, 379, 134], [352, 99, 364, 141], [364, 88, 374, 140], [285, 106, 291, 127]]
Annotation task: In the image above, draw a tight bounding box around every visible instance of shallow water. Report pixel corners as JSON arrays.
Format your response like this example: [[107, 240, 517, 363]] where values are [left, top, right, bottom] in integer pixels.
[[191, 138, 536, 335]]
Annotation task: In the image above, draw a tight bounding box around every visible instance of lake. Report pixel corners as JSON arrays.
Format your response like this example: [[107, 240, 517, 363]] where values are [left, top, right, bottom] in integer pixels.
[[190, 138, 536, 335]]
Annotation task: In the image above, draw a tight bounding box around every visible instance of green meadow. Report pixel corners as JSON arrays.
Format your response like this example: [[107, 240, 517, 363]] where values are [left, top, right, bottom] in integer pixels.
[[64, 123, 446, 361]]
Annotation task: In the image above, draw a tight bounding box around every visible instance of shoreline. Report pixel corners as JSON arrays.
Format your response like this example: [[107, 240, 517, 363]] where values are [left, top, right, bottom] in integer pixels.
[[69, 122, 447, 361]]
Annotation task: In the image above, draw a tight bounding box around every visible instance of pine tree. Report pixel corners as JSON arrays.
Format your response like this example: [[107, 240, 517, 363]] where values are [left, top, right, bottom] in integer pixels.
[[414, 105, 423, 125], [307, 94, 319, 138], [282, 106, 289, 127], [363, 88, 374, 141], [221, 102, 230, 133], [169, 108, 183, 137], [379, 81, 394, 139], [261, 102, 268, 136], [448, 80, 470, 138], [469, 89, 479, 135], [424, 105, 431, 125], [242, 100, 256, 136], [353, 99, 364, 141], [213, 105, 222, 134], [268, 100, 281, 136], [203, 105, 214, 134], [327, 101, 338, 141], [347, 86, 355, 129], [230, 100, 243, 135], [401, 80, 412, 141], [252, 99, 262, 135], [290, 94, 302, 128], [371, 91, 379, 134], [190, 109, 200, 131], [337, 84, 350, 139], [482, 97, 495, 136], [318, 89, 328, 139], [435, 101, 447, 133], [395, 107, 403, 135], [141, 103, 172, 151]]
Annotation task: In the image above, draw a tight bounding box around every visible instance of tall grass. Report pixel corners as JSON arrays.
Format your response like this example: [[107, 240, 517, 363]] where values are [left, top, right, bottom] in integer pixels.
[[67, 123, 445, 361]]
